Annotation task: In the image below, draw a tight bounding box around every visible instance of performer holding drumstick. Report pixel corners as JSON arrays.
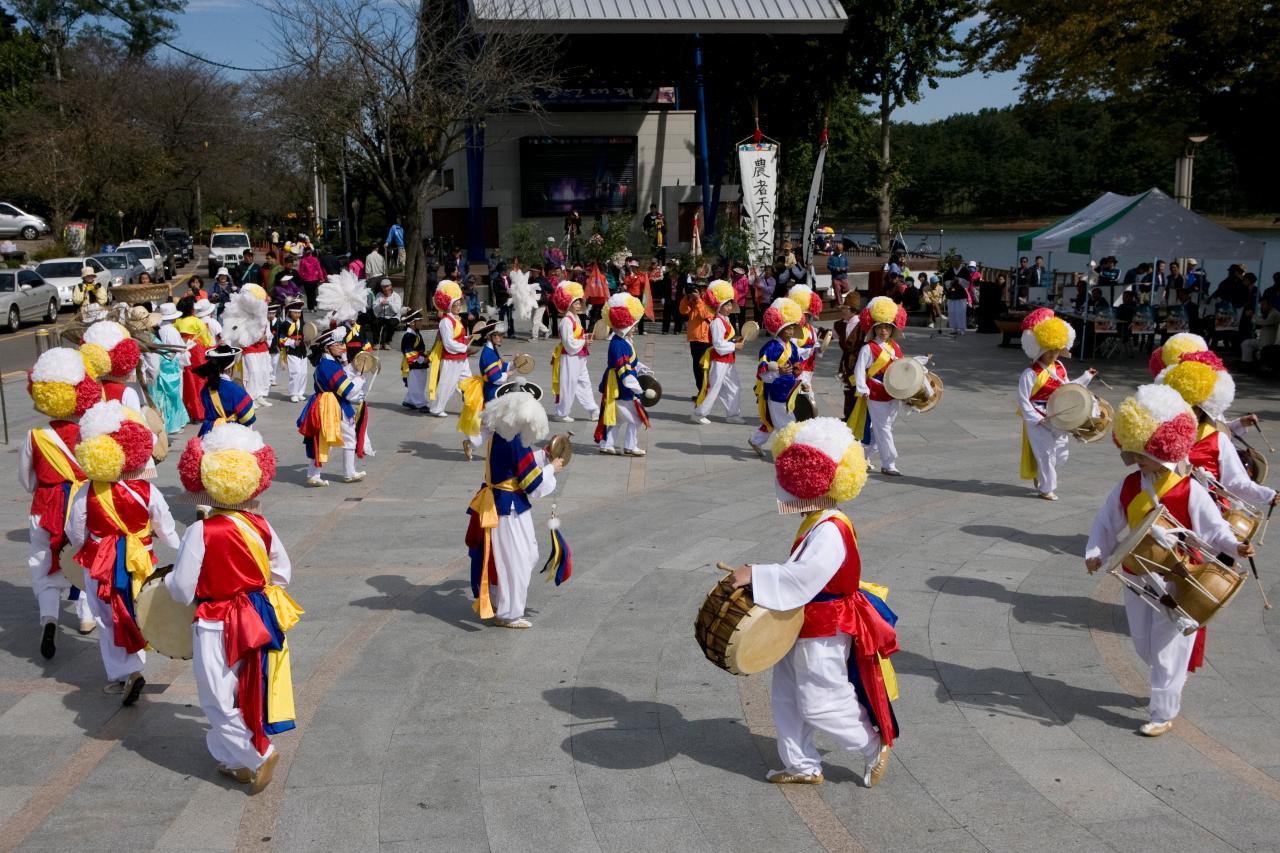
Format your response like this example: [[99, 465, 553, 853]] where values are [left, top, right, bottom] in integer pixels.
[[848, 296, 928, 478]]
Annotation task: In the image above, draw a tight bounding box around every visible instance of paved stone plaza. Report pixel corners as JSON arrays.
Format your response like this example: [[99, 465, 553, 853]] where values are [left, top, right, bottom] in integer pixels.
[[1, 327, 1278, 853]]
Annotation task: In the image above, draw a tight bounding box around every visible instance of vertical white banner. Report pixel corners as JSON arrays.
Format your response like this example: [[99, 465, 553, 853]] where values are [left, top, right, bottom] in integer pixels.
[[739, 141, 778, 267]]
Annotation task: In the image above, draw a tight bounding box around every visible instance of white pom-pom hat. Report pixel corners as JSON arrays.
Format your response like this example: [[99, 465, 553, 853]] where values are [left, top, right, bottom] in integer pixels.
[[483, 390, 550, 446]]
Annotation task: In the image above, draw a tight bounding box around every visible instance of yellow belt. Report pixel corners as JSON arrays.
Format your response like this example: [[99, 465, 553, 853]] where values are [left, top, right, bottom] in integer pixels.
[[468, 476, 520, 619]]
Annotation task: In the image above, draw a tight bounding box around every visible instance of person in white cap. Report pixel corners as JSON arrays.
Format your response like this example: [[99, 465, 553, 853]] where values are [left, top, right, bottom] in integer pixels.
[[195, 298, 222, 343], [73, 266, 109, 307]]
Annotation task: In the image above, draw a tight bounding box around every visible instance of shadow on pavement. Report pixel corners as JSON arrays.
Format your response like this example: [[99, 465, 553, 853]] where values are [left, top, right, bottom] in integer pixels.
[[653, 441, 758, 461], [925, 575, 1120, 633], [959, 524, 1088, 555], [349, 574, 484, 633], [887, 475, 1035, 498], [398, 439, 468, 463]]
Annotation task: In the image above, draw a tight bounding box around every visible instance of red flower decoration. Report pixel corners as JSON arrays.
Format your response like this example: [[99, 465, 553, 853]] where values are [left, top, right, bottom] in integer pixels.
[[894, 305, 908, 329], [108, 339, 141, 376], [1145, 412, 1197, 462], [1179, 350, 1225, 371], [253, 446, 277, 497], [809, 292, 823, 315], [1021, 307, 1055, 331], [1147, 347, 1166, 378], [775, 444, 837, 498], [177, 437, 204, 492], [857, 307, 874, 334], [74, 378, 102, 416], [114, 420, 153, 473], [607, 305, 636, 330], [763, 305, 785, 335]]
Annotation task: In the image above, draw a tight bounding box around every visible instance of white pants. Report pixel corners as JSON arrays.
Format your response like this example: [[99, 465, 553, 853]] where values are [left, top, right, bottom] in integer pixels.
[[491, 510, 538, 622], [947, 300, 967, 332], [1026, 420, 1069, 495], [863, 399, 901, 470], [307, 417, 362, 478], [82, 571, 145, 682], [193, 621, 272, 771], [404, 368, 429, 408], [1124, 579, 1195, 723], [771, 634, 881, 775], [429, 360, 472, 415], [28, 516, 92, 625], [531, 307, 549, 338], [695, 360, 741, 418], [556, 355, 598, 419], [286, 355, 309, 399], [598, 402, 640, 452], [750, 399, 795, 448], [242, 352, 272, 401], [269, 351, 279, 386]]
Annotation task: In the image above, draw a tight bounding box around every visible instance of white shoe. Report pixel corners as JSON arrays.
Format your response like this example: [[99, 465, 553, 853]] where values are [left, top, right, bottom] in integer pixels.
[[78, 620, 96, 635], [290, 395, 303, 403], [495, 617, 532, 629], [306, 477, 330, 488], [257, 399, 273, 408], [624, 448, 646, 457], [558, 416, 575, 423], [691, 415, 711, 425], [433, 411, 449, 418], [1139, 720, 1173, 737], [1039, 492, 1058, 501], [343, 471, 366, 483], [598, 446, 617, 455]]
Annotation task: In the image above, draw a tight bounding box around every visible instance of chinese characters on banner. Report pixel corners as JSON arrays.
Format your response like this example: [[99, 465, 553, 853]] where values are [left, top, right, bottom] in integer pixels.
[[738, 142, 778, 268]]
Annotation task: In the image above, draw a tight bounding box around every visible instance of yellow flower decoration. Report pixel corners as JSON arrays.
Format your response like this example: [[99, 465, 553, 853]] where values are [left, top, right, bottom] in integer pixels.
[[1113, 398, 1159, 453], [31, 382, 77, 419], [437, 280, 463, 302], [775, 298, 803, 327], [1032, 317, 1070, 353], [1161, 360, 1216, 408], [706, 280, 735, 306], [1162, 333, 1206, 368], [868, 296, 898, 325], [829, 442, 869, 502], [202, 449, 261, 506], [76, 434, 125, 482], [79, 343, 110, 380]]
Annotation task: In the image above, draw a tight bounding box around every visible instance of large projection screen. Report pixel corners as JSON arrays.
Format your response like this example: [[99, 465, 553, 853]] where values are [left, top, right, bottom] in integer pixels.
[[520, 136, 638, 216]]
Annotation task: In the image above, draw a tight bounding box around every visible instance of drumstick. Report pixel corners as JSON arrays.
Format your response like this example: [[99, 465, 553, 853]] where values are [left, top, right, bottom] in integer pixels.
[[715, 561, 735, 573], [1248, 556, 1273, 609], [1093, 375, 1114, 390], [1254, 421, 1276, 453]]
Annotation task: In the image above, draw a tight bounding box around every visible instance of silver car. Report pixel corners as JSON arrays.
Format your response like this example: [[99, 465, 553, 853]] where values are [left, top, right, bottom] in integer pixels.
[[92, 252, 146, 287], [0, 268, 60, 332], [0, 202, 50, 240]]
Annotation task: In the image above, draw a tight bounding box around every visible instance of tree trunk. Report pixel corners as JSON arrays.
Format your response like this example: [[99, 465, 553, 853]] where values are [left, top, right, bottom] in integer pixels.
[[876, 87, 892, 252]]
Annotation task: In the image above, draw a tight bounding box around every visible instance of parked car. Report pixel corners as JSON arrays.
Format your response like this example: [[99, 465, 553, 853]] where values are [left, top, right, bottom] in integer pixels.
[[208, 228, 251, 277], [0, 202, 50, 241], [0, 268, 60, 331], [35, 256, 111, 307], [151, 236, 178, 279], [118, 239, 166, 281], [157, 228, 193, 264], [91, 252, 146, 287]]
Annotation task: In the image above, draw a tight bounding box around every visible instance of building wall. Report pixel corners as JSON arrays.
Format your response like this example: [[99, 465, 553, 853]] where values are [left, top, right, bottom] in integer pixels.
[[426, 109, 698, 253]]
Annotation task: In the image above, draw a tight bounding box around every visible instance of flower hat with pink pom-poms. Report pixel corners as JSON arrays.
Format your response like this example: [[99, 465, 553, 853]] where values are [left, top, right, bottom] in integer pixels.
[[28, 346, 102, 420], [81, 321, 140, 380], [1111, 384, 1198, 468], [770, 417, 869, 514], [74, 401, 155, 482], [1147, 332, 1207, 379], [1020, 307, 1075, 360], [1155, 349, 1235, 421], [177, 422, 276, 510], [551, 281, 585, 314], [762, 297, 803, 337], [858, 295, 907, 336], [605, 293, 645, 333], [787, 284, 823, 316]]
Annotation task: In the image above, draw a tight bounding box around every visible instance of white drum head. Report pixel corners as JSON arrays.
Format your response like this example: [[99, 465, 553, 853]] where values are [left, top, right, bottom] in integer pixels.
[[883, 358, 925, 400], [1045, 384, 1094, 431], [135, 575, 196, 660]]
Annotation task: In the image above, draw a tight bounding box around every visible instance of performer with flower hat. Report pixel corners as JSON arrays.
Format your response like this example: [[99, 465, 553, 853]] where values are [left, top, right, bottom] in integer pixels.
[[787, 284, 826, 386], [1017, 308, 1096, 500], [426, 279, 473, 417], [724, 417, 899, 786], [551, 281, 599, 423], [466, 391, 565, 629], [748, 297, 805, 458], [167, 423, 301, 792], [692, 280, 744, 425], [297, 326, 369, 486], [596, 293, 654, 456], [848, 296, 928, 477], [21, 347, 101, 657], [80, 320, 143, 411], [1085, 384, 1251, 737], [457, 323, 511, 461], [1156, 351, 1277, 509], [66, 400, 179, 705]]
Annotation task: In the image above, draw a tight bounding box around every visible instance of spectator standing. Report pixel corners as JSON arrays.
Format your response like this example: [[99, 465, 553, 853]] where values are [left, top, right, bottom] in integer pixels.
[[1167, 261, 1185, 297], [1013, 256, 1034, 307], [461, 276, 482, 326], [680, 281, 715, 391], [260, 251, 282, 294], [542, 237, 564, 271], [370, 279, 403, 350], [754, 265, 777, 322], [942, 258, 969, 335], [491, 263, 514, 337], [655, 265, 683, 335], [1241, 296, 1278, 364], [563, 209, 581, 263], [622, 258, 649, 335], [364, 245, 387, 283], [1263, 271, 1280, 306], [584, 262, 609, 326], [828, 249, 849, 303], [384, 220, 405, 269], [730, 264, 750, 329], [298, 246, 325, 309], [234, 249, 260, 289]]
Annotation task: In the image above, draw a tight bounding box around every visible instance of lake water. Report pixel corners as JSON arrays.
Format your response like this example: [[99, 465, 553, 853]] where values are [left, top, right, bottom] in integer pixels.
[[841, 228, 1279, 282]]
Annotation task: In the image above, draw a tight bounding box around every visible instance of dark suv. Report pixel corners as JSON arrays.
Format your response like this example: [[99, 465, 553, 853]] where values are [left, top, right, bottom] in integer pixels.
[[151, 236, 178, 280], [158, 228, 193, 265]]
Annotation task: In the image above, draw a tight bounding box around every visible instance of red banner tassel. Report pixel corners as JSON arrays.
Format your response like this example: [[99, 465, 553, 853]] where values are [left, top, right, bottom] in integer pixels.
[[540, 505, 573, 586]]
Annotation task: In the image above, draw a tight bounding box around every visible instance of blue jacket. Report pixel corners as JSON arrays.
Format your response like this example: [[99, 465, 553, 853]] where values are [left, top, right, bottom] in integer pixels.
[[600, 335, 640, 401], [758, 338, 800, 403]]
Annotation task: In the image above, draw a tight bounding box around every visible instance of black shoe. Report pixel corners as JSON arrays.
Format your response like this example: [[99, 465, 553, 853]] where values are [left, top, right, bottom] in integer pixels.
[[122, 672, 146, 706], [40, 622, 56, 659]]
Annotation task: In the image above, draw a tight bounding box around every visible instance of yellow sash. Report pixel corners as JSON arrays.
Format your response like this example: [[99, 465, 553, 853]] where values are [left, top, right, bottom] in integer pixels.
[[217, 510, 302, 724], [467, 468, 521, 619], [426, 337, 444, 399], [1125, 470, 1187, 529], [551, 341, 564, 397], [311, 393, 344, 464], [174, 316, 212, 347], [1195, 420, 1217, 444], [601, 369, 620, 428], [32, 428, 82, 484], [92, 481, 152, 598], [1019, 366, 1056, 481], [867, 343, 895, 380], [457, 375, 485, 437]]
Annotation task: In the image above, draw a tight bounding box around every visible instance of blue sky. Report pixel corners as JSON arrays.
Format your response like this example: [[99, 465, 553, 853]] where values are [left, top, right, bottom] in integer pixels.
[[164, 1, 1022, 123]]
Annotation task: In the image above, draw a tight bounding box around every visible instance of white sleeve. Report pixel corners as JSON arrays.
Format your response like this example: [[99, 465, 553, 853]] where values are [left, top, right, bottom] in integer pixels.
[[1227, 417, 1247, 439], [165, 522, 205, 605], [559, 317, 583, 355], [1084, 481, 1126, 561], [66, 487, 88, 552], [1188, 480, 1248, 558], [750, 522, 845, 612], [18, 432, 35, 493], [266, 521, 292, 586], [530, 449, 557, 498], [1069, 370, 1094, 387], [853, 345, 873, 396], [1017, 368, 1043, 424], [710, 319, 734, 355], [623, 373, 643, 394], [440, 317, 470, 354], [148, 488, 181, 549], [122, 386, 142, 412], [912, 355, 930, 366], [1216, 438, 1276, 505]]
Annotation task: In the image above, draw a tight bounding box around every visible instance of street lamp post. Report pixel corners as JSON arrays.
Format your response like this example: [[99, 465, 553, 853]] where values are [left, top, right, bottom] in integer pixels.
[[1173, 133, 1208, 209], [117, 210, 124, 245]]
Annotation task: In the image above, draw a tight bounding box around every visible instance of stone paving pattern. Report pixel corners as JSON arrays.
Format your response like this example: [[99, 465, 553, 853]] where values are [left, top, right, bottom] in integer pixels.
[[1, 326, 1278, 852]]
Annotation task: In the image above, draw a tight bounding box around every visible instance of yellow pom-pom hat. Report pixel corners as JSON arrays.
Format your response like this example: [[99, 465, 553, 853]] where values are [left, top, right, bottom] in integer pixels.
[[762, 297, 803, 337], [771, 417, 869, 513], [1155, 349, 1234, 421], [1020, 307, 1075, 360], [859, 295, 907, 335], [1112, 384, 1197, 467], [433, 279, 464, 313], [28, 347, 102, 420], [177, 423, 276, 509], [605, 293, 645, 333], [1147, 333, 1207, 378], [787, 284, 823, 316], [551, 280, 585, 314], [74, 400, 155, 482], [704, 279, 736, 310]]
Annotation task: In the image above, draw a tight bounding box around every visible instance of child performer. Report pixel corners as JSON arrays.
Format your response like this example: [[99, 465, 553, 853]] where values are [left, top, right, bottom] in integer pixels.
[[1017, 308, 1096, 500], [21, 348, 100, 657], [167, 423, 302, 792], [551, 281, 599, 423], [80, 321, 143, 411], [466, 391, 564, 628], [278, 300, 309, 403], [458, 323, 511, 461], [426, 280, 473, 418], [692, 280, 744, 425], [848, 296, 929, 477], [748, 298, 805, 458], [724, 417, 898, 786], [596, 294, 655, 456], [788, 284, 825, 387], [1085, 385, 1251, 737], [67, 401, 179, 705], [195, 345, 257, 437], [266, 301, 281, 389], [297, 326, 369, 487], [399, 309, 430, 411]]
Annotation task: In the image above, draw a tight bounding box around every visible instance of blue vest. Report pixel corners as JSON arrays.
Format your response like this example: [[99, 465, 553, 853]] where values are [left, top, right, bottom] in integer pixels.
[[485, 432, 544, 515], [758, 339, 800, 403], [600, 335, 639, 401], [479, 343, 508, 402], [199, 377, 255, 436]]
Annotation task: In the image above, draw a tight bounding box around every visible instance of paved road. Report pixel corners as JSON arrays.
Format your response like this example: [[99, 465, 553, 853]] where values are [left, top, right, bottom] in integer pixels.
[[1, 325, 1278, 852]]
